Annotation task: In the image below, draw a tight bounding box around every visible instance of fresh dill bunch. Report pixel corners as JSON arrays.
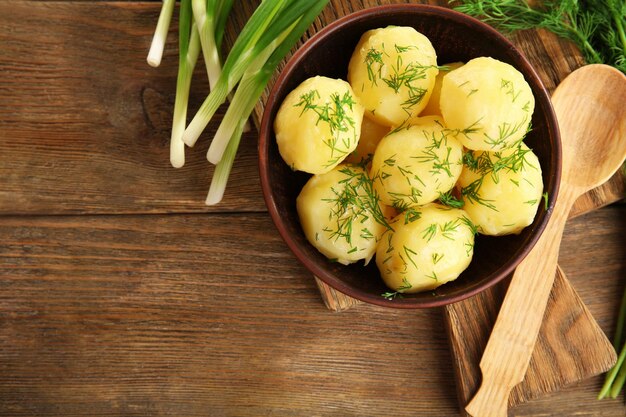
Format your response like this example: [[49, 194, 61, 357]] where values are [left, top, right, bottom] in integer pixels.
[[587, 0, 626, 73], [452, 0, 626, 74]]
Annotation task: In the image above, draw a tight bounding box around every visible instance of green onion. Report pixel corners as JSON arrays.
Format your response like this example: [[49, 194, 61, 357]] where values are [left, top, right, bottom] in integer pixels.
[[181, 0, 293, 147], [192, 0, 234, 90], [206, 118, 246, 205], [598, 284, 626, 399], [207, 21, 296, 164], [206, 0, 330, 204], [148, 0, 329, 203], [147, 0, 176, 67], [170, 0, 200, 168]]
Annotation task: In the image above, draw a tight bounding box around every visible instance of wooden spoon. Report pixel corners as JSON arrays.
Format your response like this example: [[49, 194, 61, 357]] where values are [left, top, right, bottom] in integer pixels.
[[465, 64, 626, 417]]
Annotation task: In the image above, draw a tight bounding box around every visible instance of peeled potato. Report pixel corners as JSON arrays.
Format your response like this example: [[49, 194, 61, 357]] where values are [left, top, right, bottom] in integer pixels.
[[420, 61, 464, 117], [376, 203, 475, 293], [297, 164, 392, 265], [370, 116, 463, 209], [344, 116, 390, 165], [348, 26, 438, 127], [275, 76, 364, 174], [458, 144, 543, 235], [440, 57, 535, 151]]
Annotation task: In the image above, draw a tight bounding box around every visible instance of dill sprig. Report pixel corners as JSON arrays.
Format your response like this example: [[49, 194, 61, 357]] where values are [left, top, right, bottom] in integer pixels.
[[294, 89, 358, 168], [461, 143, 538, 211], [321, 165, 393, 248], [452, 0, 626, 73], [364, 44, 439, 113], [439, 190, 465, 208], [381, 277, 413, 300]]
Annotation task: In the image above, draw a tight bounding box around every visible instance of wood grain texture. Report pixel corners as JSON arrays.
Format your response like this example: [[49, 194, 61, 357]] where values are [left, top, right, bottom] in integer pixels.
[[0, 1, 264, 215], [0, 213, 457, 416], [445, 194, 626, 415], [0, 1, 624, 416], [0, 207, 623, 416]]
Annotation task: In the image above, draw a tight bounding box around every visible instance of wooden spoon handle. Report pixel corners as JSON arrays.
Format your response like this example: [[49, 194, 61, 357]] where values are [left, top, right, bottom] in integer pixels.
[[465, 190, 574, 417]]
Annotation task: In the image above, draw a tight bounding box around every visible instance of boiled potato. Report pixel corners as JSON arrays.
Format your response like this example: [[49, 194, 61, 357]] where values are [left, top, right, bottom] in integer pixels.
[[344, 116, 390, 165], [420, 61, 464, 117], [348, 26, 438, 127], [297, 164, 392, 265], [440, 57, 535, 151], [376, 203, 475, 293], [275, 76, 364, 174], [370, 116, 463, 209], [458, 144, 543, 235]]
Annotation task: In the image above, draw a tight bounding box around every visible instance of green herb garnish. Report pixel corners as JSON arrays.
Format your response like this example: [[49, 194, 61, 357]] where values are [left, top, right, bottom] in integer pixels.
[[364, 44, 438, 113], [438, 190, 465, 208], [381, 278, 413, 300], [321, 166, 393, 248], [452, 0, 626, 74], [295, 89, 359, 168]]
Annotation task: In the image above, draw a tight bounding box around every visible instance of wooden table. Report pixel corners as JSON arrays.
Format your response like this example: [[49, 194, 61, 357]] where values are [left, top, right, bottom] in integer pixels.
[[0, 1, 624, 416]]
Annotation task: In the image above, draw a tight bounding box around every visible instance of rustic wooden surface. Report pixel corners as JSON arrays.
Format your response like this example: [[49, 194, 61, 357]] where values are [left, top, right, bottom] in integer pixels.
[[0, 1, 624, 416]]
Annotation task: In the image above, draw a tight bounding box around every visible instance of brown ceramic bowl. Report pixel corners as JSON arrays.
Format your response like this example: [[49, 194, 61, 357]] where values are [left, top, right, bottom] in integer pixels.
[[259, 4, 561, 308]]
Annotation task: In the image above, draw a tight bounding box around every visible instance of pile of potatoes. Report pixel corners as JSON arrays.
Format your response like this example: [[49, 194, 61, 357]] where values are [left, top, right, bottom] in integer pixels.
[[274, 26, 543, 295]]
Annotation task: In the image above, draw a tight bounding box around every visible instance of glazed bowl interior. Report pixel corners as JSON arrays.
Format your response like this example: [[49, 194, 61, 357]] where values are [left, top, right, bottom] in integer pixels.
[[259, 4, 561, 308]]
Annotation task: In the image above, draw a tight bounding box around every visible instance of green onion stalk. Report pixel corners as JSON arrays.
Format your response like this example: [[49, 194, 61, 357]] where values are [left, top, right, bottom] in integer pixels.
[[207, 22, 295, 164], [181, 0, 294, 148], [598, 284, 626, 399], [147, 0, 176, 67], [192, 0, 234, 90], [171, 0, 201, 168], [206, 0, 330, 204]]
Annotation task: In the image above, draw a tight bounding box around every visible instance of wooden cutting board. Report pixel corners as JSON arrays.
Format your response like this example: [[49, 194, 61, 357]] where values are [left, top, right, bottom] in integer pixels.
[[243, 0, 624, 411]]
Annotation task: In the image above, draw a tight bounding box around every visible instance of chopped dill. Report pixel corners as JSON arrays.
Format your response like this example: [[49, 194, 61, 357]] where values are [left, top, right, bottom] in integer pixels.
[[426, 271, 439, 281], [403, 245, 419, 269], [403, 208, 422, 224], [432, 252, 444, 264], [363, 44, 438, 113], [501, 78, 521, 102], [365, 48, 384, 85], [483, 117, 528, 149], [422, 223, 437, 241], [411, 130, 456, 177], [381, 277, 413, 300], [460, 144, 535, 211], [461, 215, 479, 236], [321, 165, 394, 248], [294, 89, 358, 168], [440, 219, 461, 240], [438, 190, 465, 208]]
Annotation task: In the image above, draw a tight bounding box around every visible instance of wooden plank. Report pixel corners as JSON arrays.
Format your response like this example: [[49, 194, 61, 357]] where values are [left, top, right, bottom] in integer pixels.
[[0, 212, 457, 416], [0, 208, 623, 416], [0, 1, 264, 215]]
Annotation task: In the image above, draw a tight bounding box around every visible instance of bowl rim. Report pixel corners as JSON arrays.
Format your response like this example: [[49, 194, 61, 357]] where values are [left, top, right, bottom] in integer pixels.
[[259, 3, 562, 308]]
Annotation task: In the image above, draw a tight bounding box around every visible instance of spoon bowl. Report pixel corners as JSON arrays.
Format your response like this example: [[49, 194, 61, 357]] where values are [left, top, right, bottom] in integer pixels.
[[553, 65, 626, 191]]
